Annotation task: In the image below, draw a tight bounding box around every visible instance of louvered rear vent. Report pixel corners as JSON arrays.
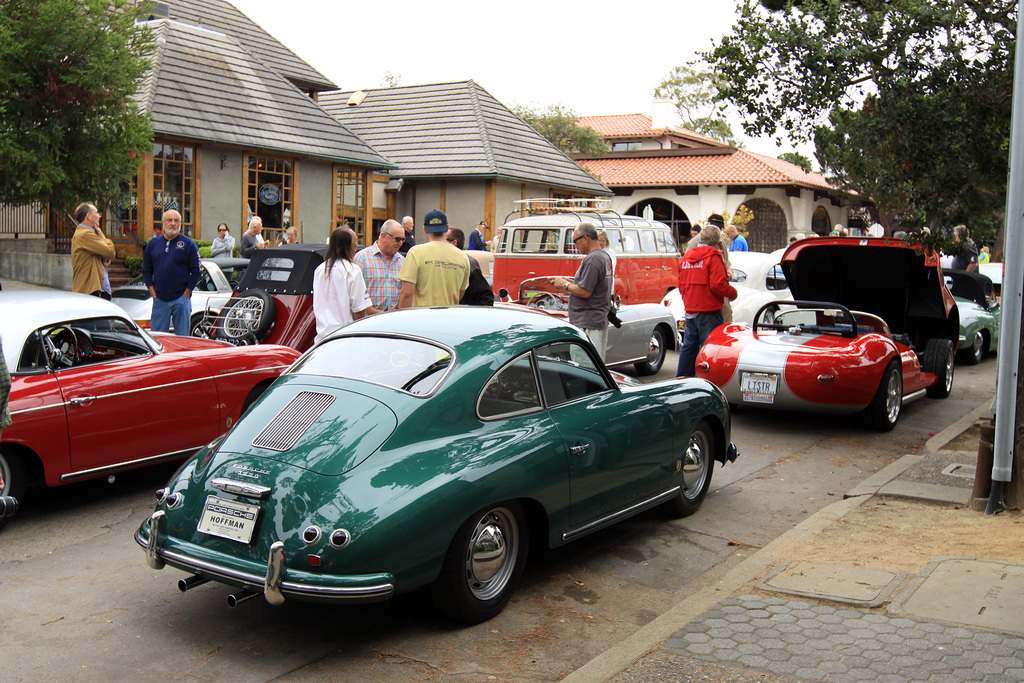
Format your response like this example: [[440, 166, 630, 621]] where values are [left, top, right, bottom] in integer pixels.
[[252, 391, 335, 452]]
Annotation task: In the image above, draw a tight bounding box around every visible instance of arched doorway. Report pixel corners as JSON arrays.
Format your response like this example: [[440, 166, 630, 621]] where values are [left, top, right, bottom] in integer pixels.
[[811, 206, 831, 236], [626, 198, 691, 249], [738, 198, 787, 252]]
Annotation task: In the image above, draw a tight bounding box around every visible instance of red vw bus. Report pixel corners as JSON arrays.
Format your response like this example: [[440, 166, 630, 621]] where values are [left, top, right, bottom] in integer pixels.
[[492, 198, 680, 305]]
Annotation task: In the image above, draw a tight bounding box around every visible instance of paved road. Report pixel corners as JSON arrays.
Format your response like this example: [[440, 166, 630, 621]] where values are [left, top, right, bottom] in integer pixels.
[[0, 351, 996, 682]]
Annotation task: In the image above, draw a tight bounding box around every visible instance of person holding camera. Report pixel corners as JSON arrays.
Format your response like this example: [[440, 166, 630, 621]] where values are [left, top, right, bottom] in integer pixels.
[[549, 222, 613, 360]]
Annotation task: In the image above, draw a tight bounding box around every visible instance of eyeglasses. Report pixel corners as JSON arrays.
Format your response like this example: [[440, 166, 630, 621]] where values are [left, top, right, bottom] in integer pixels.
[[573, 235, 586, 244], [386, 233, 405, 243]]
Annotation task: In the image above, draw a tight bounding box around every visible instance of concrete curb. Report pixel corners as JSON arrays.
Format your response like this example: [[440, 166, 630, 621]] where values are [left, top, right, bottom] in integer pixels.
[[563, 396, 996, 682]]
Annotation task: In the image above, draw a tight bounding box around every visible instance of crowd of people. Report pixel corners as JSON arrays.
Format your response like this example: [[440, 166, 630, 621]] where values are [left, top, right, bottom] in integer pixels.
[[67, 202, 991, 374]]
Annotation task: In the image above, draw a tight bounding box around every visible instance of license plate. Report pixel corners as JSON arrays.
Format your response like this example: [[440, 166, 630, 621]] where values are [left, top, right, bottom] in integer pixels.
[[740, 372, 779, 404], [197, 495, 260, 544]]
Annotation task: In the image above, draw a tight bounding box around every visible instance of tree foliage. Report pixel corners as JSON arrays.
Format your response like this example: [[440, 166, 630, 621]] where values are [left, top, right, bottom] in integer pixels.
[[703, 0, 1015, 248], [778, 152, 812, 173], [512, 104, 609, 158], [653, 65, 739, 146], [0, 0, 154, 210]]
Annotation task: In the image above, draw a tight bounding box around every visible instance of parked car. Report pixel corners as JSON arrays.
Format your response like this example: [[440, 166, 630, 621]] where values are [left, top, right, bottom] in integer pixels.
[[696, 238, 959, 431], [944, 269, 1000, 364], [492, 198, 680, 305], [661, 251, 791, 342], [0, 291, 301, 527], [112, 257, 249, 336], [136, 306, 738, 623], [207, 244, 325, 350], [499, 276, 677, 375], [978, 262, 1003, 299]]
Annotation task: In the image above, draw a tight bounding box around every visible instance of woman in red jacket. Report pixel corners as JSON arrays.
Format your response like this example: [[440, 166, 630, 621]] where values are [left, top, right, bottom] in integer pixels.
[[676, 224, 738, 377]]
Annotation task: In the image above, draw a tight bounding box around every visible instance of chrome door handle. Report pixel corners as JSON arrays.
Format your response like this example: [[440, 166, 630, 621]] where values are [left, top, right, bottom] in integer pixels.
[[69, 396, 96, 406], [569, 443, 590, 456]]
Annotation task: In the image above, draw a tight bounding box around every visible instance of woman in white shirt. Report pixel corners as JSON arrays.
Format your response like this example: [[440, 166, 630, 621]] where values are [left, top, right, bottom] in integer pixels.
[[312, 226, 378, 344]]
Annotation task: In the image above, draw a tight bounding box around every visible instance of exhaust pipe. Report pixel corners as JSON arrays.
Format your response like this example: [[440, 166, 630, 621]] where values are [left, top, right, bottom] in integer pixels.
[[226, 589, 260, 608], [177, 575, 211, 592]]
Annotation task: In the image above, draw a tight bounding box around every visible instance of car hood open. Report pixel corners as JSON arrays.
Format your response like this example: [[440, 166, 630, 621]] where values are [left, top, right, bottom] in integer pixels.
[[781, 238, 958, 346], [216, 382, 398, 476]]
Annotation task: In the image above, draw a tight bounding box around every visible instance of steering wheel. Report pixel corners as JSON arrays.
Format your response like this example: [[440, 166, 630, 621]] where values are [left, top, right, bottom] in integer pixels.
[[529, 292, 565, 311], [43, 326, 78, 368]]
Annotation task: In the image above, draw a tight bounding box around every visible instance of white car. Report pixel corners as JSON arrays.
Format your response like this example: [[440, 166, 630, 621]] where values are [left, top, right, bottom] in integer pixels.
[[112, 258, 249, 336], [661, 251, 791, 341]]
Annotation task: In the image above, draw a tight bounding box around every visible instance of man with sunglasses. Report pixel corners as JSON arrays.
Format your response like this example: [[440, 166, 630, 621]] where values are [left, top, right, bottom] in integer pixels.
[[549, 222, 613, 359], [142, 209, 201, 334], [355, 219, 406, 311]]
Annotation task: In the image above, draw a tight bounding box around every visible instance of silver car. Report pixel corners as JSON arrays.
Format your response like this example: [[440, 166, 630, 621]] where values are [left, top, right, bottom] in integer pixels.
[[498, 277, 677, 375]]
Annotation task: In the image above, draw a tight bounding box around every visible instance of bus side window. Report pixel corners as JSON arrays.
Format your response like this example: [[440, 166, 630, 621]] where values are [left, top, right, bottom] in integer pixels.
[[656, 230, 677, 254], [622, 229, 641, 254], [606, 229, 623, 254], [640, 229, 658, 253]]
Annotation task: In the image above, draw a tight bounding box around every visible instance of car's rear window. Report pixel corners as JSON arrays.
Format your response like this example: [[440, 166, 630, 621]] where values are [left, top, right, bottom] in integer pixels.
[[290, 336, 453, 395]]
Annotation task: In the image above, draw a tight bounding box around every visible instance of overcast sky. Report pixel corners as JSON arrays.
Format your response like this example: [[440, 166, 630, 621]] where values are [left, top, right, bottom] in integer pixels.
[[230, 0, 807, 160]]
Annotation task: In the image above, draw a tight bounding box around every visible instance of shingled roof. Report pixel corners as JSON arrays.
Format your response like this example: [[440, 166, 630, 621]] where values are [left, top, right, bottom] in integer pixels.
[[136, 19, 391, 168], [154, 0, 336, 92], [320, 81, 609, 196]]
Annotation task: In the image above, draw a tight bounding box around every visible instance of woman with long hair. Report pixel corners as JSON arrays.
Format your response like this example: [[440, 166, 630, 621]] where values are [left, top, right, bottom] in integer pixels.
[[312, 227, 378, 343]]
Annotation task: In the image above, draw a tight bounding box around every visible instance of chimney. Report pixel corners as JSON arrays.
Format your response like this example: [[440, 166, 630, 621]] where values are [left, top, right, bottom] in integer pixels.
[[651, 98, 677, 130]]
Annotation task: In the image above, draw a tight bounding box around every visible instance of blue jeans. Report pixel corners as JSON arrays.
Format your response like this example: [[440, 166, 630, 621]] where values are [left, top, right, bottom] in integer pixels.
[[152, 295, 192, 336], [676, 310, 724, 377]]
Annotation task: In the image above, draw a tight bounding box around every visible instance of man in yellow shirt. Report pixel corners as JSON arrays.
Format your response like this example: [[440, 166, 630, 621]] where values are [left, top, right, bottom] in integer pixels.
[[397, 210, 470, 308]]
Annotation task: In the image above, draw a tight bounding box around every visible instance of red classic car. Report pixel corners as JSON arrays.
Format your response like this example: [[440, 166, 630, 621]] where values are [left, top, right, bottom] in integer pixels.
[[204, 244, 325, 350], [0, 291, 301, 527], [695, 238, 959, 430]]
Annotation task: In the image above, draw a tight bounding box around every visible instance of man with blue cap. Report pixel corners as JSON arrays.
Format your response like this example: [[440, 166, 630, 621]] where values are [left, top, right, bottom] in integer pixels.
[[398, 209, 470, 308]]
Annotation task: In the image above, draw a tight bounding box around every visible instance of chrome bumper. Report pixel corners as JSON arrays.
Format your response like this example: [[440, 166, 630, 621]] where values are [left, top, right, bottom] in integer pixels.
[[136, 511, 394, 604]]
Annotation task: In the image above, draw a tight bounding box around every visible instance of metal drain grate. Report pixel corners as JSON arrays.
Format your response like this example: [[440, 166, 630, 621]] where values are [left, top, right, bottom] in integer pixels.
[[252, 391, 335, 451]]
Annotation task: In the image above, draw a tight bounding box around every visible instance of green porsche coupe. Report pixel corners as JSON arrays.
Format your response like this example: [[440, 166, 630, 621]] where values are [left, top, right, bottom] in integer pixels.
[[136, 307, 738, 623], [945, 269, 1000, 365]]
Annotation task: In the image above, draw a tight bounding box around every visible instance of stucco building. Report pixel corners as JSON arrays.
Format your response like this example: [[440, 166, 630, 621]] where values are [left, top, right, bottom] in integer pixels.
[[574, 109, 861, 251]]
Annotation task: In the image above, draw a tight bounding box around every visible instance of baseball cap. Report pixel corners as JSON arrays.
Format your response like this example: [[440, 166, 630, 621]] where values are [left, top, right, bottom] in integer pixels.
[[424, 209, 449, 233]]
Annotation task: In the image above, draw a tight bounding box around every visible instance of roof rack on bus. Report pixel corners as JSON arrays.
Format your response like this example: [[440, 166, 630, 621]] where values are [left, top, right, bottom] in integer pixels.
[[504, 197, 626, 226]]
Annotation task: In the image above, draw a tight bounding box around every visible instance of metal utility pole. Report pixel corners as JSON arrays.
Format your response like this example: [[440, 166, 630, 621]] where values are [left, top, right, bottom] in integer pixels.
[[988, 0, 1024, 513]]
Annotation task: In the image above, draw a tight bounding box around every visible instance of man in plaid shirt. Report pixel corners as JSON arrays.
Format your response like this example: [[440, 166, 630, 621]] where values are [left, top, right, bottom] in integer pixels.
[[355, 220, 406, 311]]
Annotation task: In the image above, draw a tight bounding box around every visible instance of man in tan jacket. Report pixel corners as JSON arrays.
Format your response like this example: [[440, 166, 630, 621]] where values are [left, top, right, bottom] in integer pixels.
[[71, 202, 115, 299]]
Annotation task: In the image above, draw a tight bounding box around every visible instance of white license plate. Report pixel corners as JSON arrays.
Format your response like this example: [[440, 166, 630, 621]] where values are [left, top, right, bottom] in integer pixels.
[[740, 372, 779, 404], [197, 495, 260, 544]]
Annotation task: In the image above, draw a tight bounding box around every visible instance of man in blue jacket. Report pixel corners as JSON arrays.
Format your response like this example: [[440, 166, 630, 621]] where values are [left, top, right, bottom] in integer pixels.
[[143, 209, 201, 335]]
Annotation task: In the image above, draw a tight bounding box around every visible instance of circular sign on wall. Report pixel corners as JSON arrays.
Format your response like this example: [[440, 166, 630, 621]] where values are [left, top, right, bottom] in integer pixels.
[[259, 183, 281, 205]]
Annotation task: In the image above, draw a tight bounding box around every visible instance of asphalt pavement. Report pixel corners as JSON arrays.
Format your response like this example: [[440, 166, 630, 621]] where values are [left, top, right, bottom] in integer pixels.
[[5, 277, 1020, 682], [567, 398, 1024, 683]]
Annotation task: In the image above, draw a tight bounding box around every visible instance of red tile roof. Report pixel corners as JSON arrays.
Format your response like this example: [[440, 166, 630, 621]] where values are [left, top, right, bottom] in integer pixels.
[[578, 150, 834, 190], [578, 113, 727, 148]]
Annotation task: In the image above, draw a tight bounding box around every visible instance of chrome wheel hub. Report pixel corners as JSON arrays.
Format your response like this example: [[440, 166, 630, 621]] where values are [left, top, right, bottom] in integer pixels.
[[465, 507, 518, 600]]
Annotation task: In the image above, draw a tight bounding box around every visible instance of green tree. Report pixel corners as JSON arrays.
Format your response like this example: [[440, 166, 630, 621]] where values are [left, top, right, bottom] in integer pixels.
[[778, 152, 812, 173], [0, 0, 154, 211], [512, 104, 608, 158], [653, 65, 738, 146], [703, 0, 1015, 249]]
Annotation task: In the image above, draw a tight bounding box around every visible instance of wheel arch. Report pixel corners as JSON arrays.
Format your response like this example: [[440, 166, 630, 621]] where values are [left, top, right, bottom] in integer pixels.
[[654, 321, 677, 351], [0, 441, 45, 489]]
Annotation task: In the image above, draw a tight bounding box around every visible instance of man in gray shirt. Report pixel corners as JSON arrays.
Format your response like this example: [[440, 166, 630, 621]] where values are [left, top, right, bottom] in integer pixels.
[[550, 221, 612, 359]]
